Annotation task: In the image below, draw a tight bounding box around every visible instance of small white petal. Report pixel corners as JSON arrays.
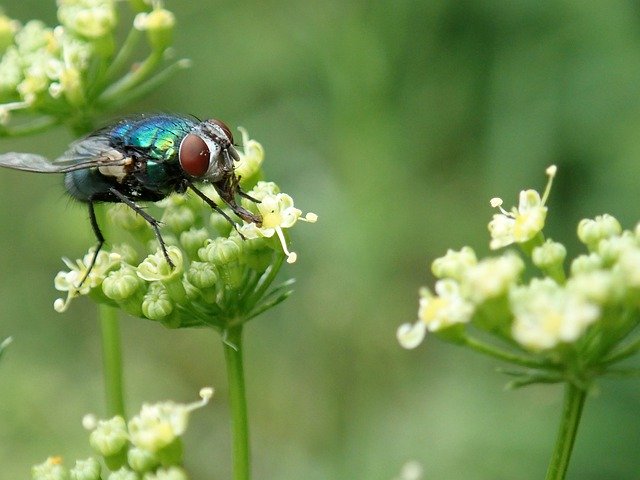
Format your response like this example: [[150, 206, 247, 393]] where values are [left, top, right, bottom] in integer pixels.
[[397, 322, 427, 349]]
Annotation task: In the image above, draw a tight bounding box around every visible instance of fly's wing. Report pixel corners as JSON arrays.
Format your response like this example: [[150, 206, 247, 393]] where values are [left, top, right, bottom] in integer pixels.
[[0, 133, 130, 174], [0, 152, 62, 173]]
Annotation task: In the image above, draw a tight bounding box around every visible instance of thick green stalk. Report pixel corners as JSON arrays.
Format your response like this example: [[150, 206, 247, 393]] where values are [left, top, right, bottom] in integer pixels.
[[223, 325, 250, 480], [94, 203, 126, 418], [99, 304, 126, 418], [544, 383, 587, 480]]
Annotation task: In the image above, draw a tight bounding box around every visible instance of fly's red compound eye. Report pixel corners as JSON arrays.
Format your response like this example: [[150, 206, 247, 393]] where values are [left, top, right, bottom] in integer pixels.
[[179, 133, 210, 177], [208, 118, 234, 144]]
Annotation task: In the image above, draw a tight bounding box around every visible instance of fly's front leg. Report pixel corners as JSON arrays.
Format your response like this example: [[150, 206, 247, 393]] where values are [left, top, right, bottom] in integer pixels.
[[238, 189, 260, 204], [187, 182, 253, 239], [108, 187, 175, 268]]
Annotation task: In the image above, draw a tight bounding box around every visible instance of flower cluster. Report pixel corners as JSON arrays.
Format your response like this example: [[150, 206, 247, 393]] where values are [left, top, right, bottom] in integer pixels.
[[31, 388, 213, 480], [398, 166, 640, 387], [54, 130, 316, 330], [0, 0, 185, 133]]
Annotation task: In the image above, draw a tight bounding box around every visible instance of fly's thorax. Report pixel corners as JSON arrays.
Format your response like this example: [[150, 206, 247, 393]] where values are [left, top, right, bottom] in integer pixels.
[[137, 158, 183, 195]]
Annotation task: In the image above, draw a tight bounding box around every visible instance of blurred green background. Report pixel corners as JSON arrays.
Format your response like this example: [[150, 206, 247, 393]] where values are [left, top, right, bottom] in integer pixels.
[[2, 1, 640, 478]]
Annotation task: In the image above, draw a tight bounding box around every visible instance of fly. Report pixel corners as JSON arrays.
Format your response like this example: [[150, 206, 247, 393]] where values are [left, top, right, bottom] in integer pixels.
[[0, 114, 262, 284]]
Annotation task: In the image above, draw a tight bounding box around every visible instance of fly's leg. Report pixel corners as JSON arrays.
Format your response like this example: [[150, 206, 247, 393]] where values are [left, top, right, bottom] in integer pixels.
[[108, 187, 175, 268], [238, 189, 260, 203], [188, 183, 254, 240], [227, 176, 261, 225], [234, 175, 261, 204], [76, 200, 105, 289]]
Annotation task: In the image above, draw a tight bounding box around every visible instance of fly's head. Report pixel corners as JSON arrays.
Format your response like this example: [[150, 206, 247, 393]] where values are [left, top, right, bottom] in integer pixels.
[[178, 118, 239, 183], [178, 118, 262, 226]]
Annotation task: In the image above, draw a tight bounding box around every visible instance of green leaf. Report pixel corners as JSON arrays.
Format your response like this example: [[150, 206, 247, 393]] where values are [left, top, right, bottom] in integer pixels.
[[247, 287, 295, 320]]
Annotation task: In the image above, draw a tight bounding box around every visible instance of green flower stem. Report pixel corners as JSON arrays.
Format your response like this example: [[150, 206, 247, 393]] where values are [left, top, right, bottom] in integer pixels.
[[520, 232, 546, 258], [601, 335, 640, 366], [94, 203, 126, 418], [223, 325, 251, 480], [463, 335, 558, 370], [99, 303, 126, 417], [98, 49, 164, 106], [103, 59, 191, 112], [546, 264, 566, 285], [0, 116, 57, 137], [128, 0, 150, 12], [100, 27, 143, 88], [544, 383, 587, 480]]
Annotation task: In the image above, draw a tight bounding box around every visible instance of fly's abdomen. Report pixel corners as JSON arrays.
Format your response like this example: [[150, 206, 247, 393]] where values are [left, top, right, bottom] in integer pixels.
[[110, 115, 196, 163], [64, 168, 119, 203]]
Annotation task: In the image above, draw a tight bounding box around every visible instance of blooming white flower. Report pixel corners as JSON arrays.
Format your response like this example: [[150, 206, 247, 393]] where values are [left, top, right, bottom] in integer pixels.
[[57, 0, 117, 39], [461, 253, 524, 304], [510, 278, 600, 351], [133, 5, 175, 49], [488, 165, 556, 250], [566, 270, 620, 305], [420, 280, 475, 330], [0, 15, 19, 52], [396, 321, 427, 350], [615, 248, 640, 288], [31, 456, 67, 480], [398, 280, 475, 349], [431, 246, 477, 280], [18, 50, 55, 104], [47, 27, 92, 105], [239, 181, 317, 263], [0, 47, 22, 96], [134, 8, 175, 32], [233, 127, 264, 181], [54, 249, 122, 312], [15, 20, 56, 55], [128, 388, 213, 453]]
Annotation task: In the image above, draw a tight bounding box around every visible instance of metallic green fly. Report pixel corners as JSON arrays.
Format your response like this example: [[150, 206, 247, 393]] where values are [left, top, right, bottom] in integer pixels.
[[0, 114, 262, 282]]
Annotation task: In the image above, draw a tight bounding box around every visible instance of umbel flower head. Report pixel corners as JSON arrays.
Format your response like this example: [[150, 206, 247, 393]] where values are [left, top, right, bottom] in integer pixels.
[[0, 0, 187, 134], [399, 165, 640, 388], [54, 129, 317, 330], [32, 388, 212, 480]]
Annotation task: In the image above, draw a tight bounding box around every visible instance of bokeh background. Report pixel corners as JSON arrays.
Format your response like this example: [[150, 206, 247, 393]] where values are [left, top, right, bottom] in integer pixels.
[[2, 1, 640, 478]]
